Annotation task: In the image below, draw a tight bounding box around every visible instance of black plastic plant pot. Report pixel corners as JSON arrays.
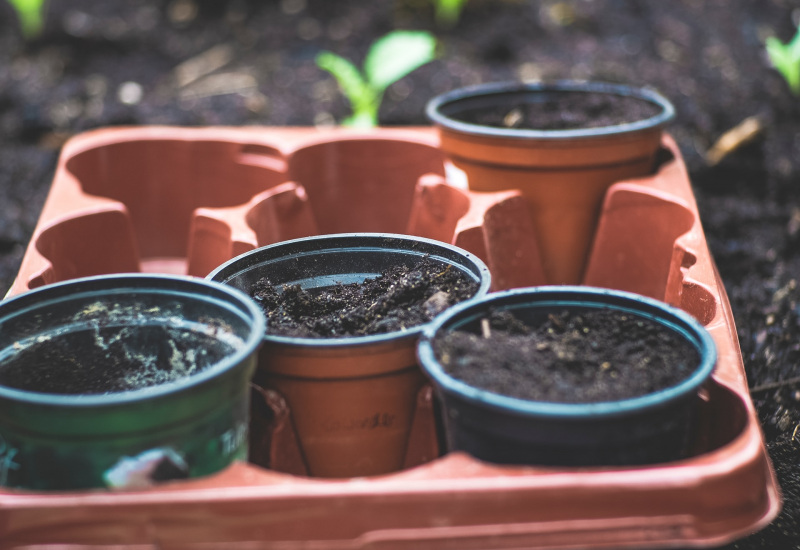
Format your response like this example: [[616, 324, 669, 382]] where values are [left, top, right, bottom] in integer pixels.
[[207, 233, 491, 478], [417, 286, 717, 467], [0, 274, 265, 491]]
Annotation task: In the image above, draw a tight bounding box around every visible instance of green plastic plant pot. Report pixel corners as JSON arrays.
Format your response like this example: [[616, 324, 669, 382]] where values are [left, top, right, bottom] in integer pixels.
[[0, 274, 265, 491], [417, 286, 717, 467], [207, 233, 491, 478]]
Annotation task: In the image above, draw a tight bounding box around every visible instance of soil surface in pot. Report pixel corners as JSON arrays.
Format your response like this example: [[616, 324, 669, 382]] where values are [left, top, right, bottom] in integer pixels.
[[433, 308, 699, 403], [0, 325, 236, 395], [451, 91, 663, 131], [251, 258, 479, 338]]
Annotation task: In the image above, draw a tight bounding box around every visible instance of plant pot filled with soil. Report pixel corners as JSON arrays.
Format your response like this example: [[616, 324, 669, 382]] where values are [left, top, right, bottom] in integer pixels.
[[0, 274, 265, 491], [207, 233, 491, 478], [426, 81, 675, 285], [417, 286, 716, 467]]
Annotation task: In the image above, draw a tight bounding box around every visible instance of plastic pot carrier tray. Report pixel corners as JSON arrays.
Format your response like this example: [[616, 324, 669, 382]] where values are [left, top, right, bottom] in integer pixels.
[[2, 127, 780, 548]]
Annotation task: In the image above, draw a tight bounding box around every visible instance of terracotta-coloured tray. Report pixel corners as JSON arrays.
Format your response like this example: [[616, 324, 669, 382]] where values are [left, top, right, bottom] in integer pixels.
[[1, 127, 780, 548]]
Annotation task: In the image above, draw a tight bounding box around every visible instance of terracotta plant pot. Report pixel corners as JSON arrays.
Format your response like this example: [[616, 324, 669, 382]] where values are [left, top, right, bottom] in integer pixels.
[[0, 274, 265, 490], [426, 81, 675, 285], [417, 286, 716, 466], [207, 233, 491, 478]]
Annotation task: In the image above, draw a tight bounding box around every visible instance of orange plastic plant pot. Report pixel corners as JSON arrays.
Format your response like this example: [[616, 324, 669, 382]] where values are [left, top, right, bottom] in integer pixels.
[[253, 343, 425, 477], [206, 233, 491, 478], [426, 81, 675, 285]]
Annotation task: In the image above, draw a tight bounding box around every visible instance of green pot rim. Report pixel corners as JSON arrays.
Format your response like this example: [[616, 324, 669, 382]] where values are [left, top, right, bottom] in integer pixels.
[[0, 274, 266, 408]]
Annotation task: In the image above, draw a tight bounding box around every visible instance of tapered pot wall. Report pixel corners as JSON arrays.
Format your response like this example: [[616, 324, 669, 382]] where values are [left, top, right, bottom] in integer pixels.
[[260, 345, 425, 477], [417, 286, 717, 467], [427, 81, 675, 284], [208, 233, 491, 478], [0, 275, 265, 490]]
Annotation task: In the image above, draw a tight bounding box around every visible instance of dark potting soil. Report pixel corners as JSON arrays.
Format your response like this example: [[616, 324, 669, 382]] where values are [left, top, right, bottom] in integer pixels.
[[250, 257, 479, 338], [0, 326, 234, 395], [434, 308, 700, 404], [452, 91, 663, 131]]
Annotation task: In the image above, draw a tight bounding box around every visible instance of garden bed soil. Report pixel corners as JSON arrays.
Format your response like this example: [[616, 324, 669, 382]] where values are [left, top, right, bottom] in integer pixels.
[[251, 257, 479, 338], [433, 308, 699, 403], [452, 91, 663, 130], [1, 0, 799, 546]]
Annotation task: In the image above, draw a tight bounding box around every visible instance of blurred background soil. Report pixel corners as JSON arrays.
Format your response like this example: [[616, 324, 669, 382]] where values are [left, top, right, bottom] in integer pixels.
[[1, 0, 800, 547]]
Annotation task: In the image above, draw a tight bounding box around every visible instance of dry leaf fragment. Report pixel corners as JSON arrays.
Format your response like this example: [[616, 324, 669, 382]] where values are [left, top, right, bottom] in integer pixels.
[[173, 44, 234, 88], [705, 115, 764, 166]]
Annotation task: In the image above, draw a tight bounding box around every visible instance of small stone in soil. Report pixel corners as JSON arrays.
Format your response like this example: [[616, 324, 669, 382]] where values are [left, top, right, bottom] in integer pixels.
[[433, 308, 700, 404], [250, 257, 479, 338]]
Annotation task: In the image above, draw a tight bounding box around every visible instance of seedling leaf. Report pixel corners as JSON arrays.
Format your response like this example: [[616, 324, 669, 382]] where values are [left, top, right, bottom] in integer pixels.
[[766, 26, 800, 96], [316, 51, 372, 109], [343, 110, 379, 129], [364, 31, 437, 92], [7, 0, 47, 38], [435, 0, 468, 27], [317, 31, 436, 127], [790, 25, 800, 59]]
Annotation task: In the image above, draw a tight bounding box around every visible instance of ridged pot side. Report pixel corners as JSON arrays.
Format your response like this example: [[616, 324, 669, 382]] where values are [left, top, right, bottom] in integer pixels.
[[427, 81, 675, 285]]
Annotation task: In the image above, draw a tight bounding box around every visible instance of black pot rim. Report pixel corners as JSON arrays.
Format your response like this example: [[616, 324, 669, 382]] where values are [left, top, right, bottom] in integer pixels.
[[0, 274, 266, 407], [207, 233, 492, 349], [417, 286, 717, 419], [426, 80, 676, 140]]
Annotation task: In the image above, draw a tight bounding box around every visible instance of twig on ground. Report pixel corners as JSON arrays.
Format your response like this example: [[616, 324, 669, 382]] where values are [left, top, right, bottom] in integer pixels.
[[749, 375, 800, 394]]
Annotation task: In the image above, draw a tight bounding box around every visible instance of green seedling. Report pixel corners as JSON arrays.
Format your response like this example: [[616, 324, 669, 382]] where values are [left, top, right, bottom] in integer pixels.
[[434, 0, 468, 28], [7, 0, 47, 38], [766, 24, 800, 96], [316, 30, 437, 127]]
